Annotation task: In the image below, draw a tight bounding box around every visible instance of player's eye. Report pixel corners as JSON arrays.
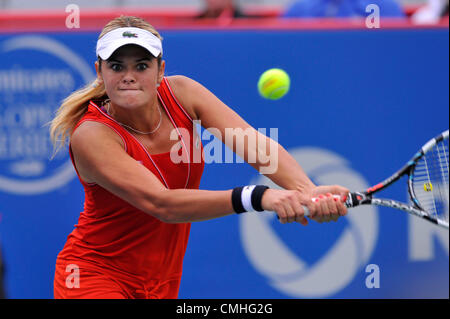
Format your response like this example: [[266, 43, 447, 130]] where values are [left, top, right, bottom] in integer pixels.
[[136, 63, 148, 71], [110, 63, 123, 72]]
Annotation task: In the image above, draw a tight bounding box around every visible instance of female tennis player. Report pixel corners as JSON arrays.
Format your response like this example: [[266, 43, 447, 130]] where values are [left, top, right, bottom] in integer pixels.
[[50, 16, 349, 299]]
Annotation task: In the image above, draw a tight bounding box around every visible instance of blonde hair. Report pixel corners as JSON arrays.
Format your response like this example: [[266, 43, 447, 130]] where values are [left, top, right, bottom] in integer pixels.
[[49, 16, 163, 155]]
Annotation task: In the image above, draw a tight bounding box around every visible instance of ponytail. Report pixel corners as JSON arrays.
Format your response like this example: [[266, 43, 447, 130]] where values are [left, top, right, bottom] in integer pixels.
[[49, 79, 106, 156]]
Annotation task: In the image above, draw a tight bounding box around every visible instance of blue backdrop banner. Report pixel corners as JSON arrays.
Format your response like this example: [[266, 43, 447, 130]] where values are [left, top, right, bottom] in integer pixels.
[[0, 27, 448, 299]]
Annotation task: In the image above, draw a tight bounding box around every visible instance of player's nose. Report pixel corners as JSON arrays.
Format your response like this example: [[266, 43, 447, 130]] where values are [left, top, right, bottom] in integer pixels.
[[122, 70, 136, 84]]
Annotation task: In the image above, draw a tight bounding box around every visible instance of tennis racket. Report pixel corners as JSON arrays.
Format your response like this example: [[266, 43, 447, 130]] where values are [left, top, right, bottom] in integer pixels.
[[303, 130, 449, 229]]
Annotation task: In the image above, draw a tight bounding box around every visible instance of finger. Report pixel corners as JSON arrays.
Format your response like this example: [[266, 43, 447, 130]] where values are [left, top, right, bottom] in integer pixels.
[[276, 205, 287, 224], [330, 208, 339, 222], [292, 192, 309, 222], [293, 204, 308, 225], [318, 195, 331, 223], [298, 216, 309, 226], [307, 197, 319, 222], [297, 192, 316, 220], [335, 196, 347, 216], [311, 196, 324, 223], [325, 193, 339, 222], [306, 199, 318, 220], [284, 203, 296, 224]]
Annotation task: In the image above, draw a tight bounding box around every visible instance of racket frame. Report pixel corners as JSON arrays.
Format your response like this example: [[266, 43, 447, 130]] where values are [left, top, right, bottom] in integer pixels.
[[345, 130, 449, 229]]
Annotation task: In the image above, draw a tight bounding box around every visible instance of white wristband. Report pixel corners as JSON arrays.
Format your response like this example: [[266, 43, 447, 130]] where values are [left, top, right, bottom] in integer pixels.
[[241, 185, 256, 212]]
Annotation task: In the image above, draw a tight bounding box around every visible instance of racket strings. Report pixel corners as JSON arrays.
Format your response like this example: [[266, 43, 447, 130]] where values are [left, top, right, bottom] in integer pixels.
[[412, 138, 449, 223]]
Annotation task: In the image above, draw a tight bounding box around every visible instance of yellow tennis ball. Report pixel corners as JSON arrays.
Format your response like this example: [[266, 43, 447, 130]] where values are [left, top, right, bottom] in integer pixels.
[[258, 68, 290, 100], [424, 182, 433, 192]]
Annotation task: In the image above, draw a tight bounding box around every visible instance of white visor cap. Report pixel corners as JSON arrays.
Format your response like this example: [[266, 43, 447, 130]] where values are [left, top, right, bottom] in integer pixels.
[[96, 27, 162, 60]]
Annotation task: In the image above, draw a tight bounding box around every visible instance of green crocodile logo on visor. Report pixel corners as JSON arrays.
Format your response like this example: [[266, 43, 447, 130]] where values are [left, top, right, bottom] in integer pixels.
[[122, 31, 138, 38]]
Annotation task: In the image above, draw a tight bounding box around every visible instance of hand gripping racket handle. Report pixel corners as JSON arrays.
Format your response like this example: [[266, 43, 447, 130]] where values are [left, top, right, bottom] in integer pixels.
[[302, 194, 349, 217]]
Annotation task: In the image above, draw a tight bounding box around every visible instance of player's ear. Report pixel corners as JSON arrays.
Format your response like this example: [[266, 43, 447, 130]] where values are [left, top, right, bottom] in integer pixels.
[[95, 60, 104, 84], [157, 60, 165, 86]]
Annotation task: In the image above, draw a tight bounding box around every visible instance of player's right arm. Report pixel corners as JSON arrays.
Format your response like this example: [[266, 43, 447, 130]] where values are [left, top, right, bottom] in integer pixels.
[[70, 121, 310, 224]]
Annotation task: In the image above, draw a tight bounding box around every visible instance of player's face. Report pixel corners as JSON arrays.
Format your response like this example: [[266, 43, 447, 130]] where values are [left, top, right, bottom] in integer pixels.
[[97, 44, 164, 110]]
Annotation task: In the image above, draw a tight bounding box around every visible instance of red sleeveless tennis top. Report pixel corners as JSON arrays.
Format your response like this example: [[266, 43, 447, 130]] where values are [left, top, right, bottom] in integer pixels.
[[56, 78, 204, 298]]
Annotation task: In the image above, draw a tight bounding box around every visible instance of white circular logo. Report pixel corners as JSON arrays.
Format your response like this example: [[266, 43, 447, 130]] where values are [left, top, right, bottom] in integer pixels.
[[239, 147, 378, 297], [0, 36, 95, 195]]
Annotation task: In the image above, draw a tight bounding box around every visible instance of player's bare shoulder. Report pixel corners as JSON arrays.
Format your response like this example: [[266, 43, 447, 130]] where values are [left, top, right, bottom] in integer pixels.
[[164, 75, 200, 120], [70, 120, 126, 183], [70, 121, 125, 166], [165, 75, 194, 91], [71, 120, 124, 150]]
